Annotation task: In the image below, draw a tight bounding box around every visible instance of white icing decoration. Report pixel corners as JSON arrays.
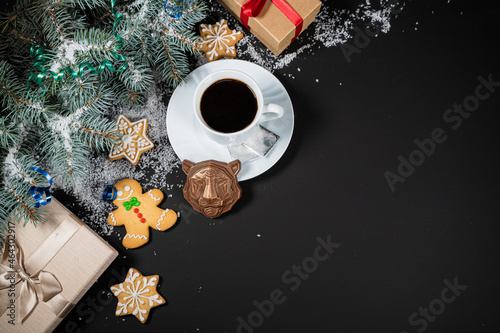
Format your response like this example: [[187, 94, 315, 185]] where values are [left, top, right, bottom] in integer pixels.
[[201, 20, 241, 61], [110, 212, 117, 226], [110, 269, 164, 322], [116, 189, 134, 201], [124, 233, 148, 240], [108, 115, 154, 164], [147, 190, 161, 202], [155, 209, 169, 230]]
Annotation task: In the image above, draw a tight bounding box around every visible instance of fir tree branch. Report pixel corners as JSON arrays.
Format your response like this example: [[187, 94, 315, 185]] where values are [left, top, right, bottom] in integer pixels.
[[141, 36, 146, 59], [7, 27, 38, 45], [48, 0, 62, 10], [0, 128, 18, 149], [0, 0, 207, 229], [91, 10, 112, 27], [0, 79, 46, 113], [160, 37, 180, 83], [79, 127, 117, 140], [183, 4, 203, 17], [1, 6, 28, 34], [47, 8, 65, 40], [4, 156, 34, 187], [162, 28, 201, 50], [7, 187, 38, 223], [0, 117, 20, 149], [126, 87, 138, 103], [79, 93, 101, 111]]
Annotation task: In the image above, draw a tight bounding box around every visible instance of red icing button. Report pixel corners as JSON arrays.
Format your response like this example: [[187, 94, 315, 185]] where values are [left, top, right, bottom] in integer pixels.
[[137, 213, 143, 218], [140, 218, 146, 223], [134, 208, 139, 213]]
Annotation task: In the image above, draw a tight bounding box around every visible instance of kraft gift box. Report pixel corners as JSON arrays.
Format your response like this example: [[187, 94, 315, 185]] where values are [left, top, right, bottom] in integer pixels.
[[217, 0, 322, 55], [0, 198, 118, 332]]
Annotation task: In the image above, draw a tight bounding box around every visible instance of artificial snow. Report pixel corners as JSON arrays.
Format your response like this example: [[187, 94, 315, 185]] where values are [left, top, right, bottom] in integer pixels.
[[53, 81, 180, 236], [230, 0, 405, 71], [50, 0, 404, 236]]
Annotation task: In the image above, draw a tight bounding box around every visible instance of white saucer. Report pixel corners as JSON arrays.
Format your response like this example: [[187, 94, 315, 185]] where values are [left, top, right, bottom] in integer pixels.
[[166, 59, 294, 181]]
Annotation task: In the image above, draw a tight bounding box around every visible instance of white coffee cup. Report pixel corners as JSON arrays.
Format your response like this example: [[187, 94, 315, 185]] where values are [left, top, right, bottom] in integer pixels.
[[193, 69, 284, 145]]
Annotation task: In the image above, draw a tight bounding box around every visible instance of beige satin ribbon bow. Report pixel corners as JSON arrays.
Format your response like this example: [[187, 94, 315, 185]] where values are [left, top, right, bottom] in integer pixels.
[[0, 241, 64, 323]]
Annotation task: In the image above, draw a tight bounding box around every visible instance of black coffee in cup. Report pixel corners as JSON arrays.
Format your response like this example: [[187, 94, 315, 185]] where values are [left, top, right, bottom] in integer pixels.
[[200, 79, 258, 133]]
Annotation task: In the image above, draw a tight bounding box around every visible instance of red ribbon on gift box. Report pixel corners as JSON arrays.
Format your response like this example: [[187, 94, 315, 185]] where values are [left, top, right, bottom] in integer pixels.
[[240, 0, 304, 42]]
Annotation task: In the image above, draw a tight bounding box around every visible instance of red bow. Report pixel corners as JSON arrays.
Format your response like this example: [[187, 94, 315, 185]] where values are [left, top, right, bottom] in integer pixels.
[[240, 0, 304, 42]]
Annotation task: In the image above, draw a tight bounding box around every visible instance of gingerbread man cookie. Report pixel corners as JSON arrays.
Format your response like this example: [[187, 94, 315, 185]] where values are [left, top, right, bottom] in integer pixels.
[[110, 267, 165, 323], [107, 179, 177, 249], [199, 19, 243, 62]]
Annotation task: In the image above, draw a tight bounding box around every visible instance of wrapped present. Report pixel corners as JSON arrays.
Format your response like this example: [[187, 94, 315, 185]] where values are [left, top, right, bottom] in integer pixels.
[[217, 0, 322, 55], [0, 198, 118, 332]]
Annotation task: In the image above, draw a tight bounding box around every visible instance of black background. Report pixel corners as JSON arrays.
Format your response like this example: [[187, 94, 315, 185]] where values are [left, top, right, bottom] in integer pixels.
[[2, 0, 500, 332]]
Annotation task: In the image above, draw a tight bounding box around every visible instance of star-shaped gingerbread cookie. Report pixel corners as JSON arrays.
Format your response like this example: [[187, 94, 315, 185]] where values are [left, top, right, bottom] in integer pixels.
[[199, 19, 243, 62], [110, 267, 165, 323], [109, 115, 154, 165]]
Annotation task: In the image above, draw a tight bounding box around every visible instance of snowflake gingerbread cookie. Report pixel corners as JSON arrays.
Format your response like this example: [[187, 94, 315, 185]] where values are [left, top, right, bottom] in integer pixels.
[[109, 115, 154, 165], [110, 267, 165, 323], [107, 179, 178, 249], [199, 19, 243, 62]]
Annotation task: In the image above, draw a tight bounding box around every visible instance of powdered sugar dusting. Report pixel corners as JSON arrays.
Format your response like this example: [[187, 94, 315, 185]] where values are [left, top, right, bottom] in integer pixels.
[[53, 81, 180, 236], [51, 0, 405, 235], [210, 0, 405, 71], [314, 7, 354, 48]]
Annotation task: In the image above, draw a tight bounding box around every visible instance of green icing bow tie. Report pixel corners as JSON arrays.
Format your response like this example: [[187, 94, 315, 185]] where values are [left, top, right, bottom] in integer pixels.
[[123, 197, 140, 211]]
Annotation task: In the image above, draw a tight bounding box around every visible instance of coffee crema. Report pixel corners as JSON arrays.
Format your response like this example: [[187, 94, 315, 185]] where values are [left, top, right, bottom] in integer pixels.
[[200, 79, 258, 133]]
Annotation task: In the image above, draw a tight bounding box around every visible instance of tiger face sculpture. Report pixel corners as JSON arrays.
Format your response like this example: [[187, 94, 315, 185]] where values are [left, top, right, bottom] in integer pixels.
[[182, 159, 242, 218]]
